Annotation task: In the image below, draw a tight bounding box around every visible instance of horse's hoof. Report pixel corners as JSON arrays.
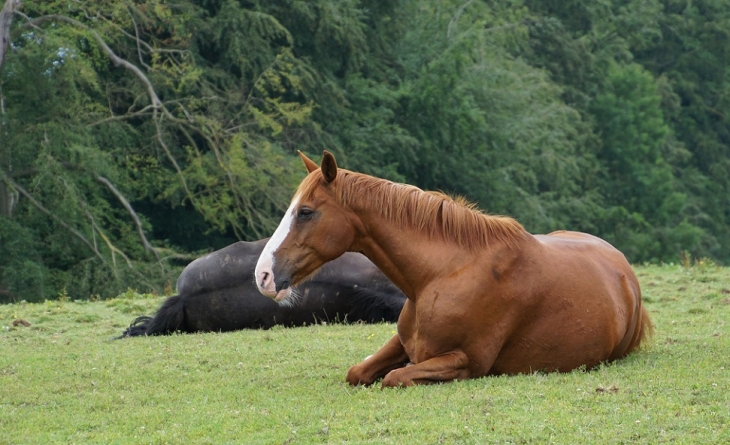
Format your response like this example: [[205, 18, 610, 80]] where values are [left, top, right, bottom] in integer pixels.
[[381, 369, 411, 388], [346, 366, 373, 386]]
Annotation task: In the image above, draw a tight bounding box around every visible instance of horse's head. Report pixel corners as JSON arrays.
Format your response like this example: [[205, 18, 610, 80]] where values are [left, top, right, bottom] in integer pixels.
[[255, 151, 358, 302]]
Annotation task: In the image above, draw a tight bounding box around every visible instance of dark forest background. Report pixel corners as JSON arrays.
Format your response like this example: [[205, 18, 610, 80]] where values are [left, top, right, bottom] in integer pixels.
[[1, 0, 728, 301]]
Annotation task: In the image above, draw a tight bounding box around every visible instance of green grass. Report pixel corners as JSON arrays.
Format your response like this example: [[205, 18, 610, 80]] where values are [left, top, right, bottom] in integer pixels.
[[2, 264, 729, 444]]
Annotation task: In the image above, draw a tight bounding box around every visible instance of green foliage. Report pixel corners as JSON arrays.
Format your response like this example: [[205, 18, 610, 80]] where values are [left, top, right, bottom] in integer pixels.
[[1, 0, 320, 299], [392, 1, 598, 233], [589, 62, 704, 262], [0, 218, 48, 302], [519, 0, 728, 262], [638, 0, 730, 261], [2, 0, 730, 301]]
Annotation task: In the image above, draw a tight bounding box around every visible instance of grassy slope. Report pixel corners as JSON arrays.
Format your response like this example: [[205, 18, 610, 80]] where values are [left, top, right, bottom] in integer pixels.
[[1, 264, 729, 444]]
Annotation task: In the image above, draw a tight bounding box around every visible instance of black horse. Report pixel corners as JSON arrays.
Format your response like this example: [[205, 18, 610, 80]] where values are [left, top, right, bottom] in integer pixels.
[[120, 239, 405, 337]]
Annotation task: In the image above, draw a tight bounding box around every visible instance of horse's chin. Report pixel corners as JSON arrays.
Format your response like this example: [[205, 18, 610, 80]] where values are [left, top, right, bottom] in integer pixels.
[[274, 269, 321, 307], [274, 287, 303, 308], [273, 287, 292, 302]]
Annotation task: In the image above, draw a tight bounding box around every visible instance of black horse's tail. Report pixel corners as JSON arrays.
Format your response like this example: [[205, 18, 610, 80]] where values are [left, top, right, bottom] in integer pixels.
[[118, 295, 186, 338]]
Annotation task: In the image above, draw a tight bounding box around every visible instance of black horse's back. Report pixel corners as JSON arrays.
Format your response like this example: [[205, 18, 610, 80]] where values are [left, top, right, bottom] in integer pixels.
[[348, 287, 405, 323], [118, 239, 406, 338], [175, 239, 266, 296], [119, 295, 186, 337]]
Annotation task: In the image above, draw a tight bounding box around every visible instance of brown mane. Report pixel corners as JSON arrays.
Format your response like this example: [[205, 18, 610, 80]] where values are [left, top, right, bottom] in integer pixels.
[[296, 169, 526, 250]]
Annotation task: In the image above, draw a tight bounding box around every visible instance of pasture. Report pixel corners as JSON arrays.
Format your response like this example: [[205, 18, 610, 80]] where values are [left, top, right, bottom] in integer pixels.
[[1, 263, 729, 444]]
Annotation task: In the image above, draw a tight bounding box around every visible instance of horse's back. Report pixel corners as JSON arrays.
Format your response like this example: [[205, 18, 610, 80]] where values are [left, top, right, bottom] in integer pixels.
[[539, 230, 622, 251], [536, 230, 634, 278]]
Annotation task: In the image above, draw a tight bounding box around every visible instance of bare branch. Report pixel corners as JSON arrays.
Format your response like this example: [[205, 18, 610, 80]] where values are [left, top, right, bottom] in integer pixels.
[[95, 175, 163, 264], [17, 14, 166, 112], [153, 115, 194, 198], [87, 106, 155, 126], [0, 177, 16, 217], [2, 174, 109, 267], [15, 13, 204, 209], [13, 11, 276, 242], [102, 7, 191, 60], [90, 215, 130, 270], [126, 7, 151, 71], [87, 219, 163, 290], [62, 175, 165, 286], [447, 0, 475, 39]]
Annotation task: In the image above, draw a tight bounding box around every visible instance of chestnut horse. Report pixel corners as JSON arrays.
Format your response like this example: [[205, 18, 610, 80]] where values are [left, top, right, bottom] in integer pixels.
[[255, 151, 652, 387]]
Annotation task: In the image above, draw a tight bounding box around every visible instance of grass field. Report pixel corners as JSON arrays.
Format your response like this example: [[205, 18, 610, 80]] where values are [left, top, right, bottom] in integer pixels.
[[1, 263, 729, 444]]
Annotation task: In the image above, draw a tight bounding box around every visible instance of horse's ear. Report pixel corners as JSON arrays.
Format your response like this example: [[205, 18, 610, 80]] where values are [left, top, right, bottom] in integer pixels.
[[298, 150, 319, 173], [321, 150, 338, 183]]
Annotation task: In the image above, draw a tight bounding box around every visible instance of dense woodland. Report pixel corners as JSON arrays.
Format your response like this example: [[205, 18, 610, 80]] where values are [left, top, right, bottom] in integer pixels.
[[0, 0, 728, 302]]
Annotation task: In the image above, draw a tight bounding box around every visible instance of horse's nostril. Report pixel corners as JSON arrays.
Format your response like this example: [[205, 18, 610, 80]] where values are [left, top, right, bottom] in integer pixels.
[[261, 272, 270, 287]]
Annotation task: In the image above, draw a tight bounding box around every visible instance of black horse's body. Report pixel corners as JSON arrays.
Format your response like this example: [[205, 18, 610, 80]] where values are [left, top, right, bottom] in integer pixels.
[[121, 239, 405, 336]]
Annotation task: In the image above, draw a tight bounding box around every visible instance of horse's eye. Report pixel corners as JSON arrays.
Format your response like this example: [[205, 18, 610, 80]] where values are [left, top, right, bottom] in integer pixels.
[[297, 208, 314, 219]]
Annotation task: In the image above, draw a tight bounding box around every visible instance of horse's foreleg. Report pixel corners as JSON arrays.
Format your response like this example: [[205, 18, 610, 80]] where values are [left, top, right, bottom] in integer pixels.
[[380, 350, 469, 387], [346, 334, 409, 386]]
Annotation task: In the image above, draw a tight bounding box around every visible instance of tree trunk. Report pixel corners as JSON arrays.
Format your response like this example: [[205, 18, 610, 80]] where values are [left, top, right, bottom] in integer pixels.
[[0, 0, 21, 73], [0, 179, 15, 217]]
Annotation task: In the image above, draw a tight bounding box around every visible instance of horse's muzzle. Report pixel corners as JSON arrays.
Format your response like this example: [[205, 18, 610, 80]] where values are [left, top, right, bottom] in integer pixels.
[[275, 277, 290, 293], [255, 269, 293, 302], [255, 269, 277, 298]]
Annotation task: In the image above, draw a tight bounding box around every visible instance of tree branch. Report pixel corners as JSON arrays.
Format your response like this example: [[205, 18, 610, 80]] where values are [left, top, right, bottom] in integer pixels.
[[2, 174, 110, 268], [13, 11, 275, 243], [126, 7, 151, 71], [95, 175, 162, 264], [15, 13, 205, 211], [17, 14, 167, 112]]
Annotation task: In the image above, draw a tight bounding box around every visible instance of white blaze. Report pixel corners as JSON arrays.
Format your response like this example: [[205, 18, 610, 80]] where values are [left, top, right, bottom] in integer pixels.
[[255, 196, 300, 300]]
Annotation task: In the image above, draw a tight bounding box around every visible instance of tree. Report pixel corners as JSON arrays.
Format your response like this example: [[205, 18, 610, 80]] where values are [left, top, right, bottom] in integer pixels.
[[590, 62, 704, 261], [0, 0, 21, 72], [2, 0, 730, 303], [0, 0, 316, 300], [519, 0, 723, 262], [390, 0, 600, 233]]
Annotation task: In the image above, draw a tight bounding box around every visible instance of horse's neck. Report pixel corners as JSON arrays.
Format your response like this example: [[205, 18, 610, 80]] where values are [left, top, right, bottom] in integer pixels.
[[352, 214, 475, 300]]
